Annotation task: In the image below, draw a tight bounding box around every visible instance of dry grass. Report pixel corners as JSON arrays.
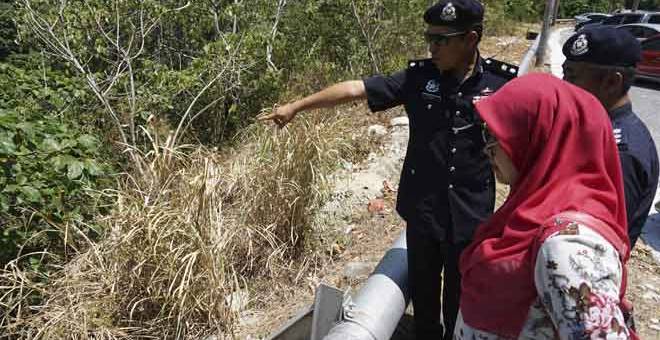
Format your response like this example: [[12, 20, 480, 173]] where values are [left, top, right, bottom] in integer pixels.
[[1, 146, 238, 339], [0, 110, 357, 339], [232, 111, 353, 265]]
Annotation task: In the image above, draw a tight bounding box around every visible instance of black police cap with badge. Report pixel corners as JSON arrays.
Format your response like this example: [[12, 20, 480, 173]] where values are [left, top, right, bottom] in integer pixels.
[[413, 0, 518, 80], [563, 26, 641, 67], [424, 0, 484, 29]]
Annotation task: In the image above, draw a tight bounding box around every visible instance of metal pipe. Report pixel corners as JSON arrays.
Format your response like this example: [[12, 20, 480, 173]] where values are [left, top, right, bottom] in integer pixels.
[[519, 34, 541, 76], [323, 231, 409, 340], [536, 0, 558, 67]]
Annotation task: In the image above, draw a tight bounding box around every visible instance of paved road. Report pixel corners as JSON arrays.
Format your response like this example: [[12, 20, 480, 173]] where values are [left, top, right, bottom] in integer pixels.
[[630, 81, 660, 160], [551, 28, 660, 261], [631, 80, 660, 262]]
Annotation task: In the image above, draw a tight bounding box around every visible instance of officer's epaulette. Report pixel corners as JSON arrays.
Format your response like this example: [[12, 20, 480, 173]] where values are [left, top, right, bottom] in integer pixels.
[[407, 58, 433, 69], [483, 58, 519, 80], [613, 127, 628, 150]]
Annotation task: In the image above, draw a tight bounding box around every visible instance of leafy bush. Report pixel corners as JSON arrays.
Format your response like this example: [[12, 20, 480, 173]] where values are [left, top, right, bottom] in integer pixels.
[[502, 0, 539, 22], [0, 1, 19, 59], [559, 0, 611, 18], [0, 107, 111, 266], [0, 55, 112, 266]]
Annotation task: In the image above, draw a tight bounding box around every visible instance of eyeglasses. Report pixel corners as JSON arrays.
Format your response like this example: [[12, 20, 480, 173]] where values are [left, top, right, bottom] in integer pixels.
[[481, 123, 498, 158], [483, 140, 499, 158], [481, 122, 496, 145], [424, 31, 467, 46]]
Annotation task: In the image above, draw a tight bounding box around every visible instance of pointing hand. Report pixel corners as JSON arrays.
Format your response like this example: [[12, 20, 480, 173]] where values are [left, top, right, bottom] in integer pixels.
[[257, 104, 297, 128]]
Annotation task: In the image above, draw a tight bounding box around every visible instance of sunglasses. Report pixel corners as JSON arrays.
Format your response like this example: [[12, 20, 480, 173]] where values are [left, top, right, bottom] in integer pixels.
[[424, 31, 467, 46]]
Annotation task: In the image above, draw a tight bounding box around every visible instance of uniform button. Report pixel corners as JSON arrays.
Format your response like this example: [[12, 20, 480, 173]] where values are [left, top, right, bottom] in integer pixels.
[[449, 166, 456, 172], [457, 92, 463, 97], [453, 129, 459, 135], [448, 184, 454, 189], [455, 110, 461, 116], [451, 147, 457, 154], [410, 168, 415, 175], [427, 104, 432, 110]]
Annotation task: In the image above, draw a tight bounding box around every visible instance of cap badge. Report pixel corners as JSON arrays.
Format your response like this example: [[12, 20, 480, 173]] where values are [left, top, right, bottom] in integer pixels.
[[571, 34, 589, 56], [440, 2, 457, 21], [425, 79, 440, 93]]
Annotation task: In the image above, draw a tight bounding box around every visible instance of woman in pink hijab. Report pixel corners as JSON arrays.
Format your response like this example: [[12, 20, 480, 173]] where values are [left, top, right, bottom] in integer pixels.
[[455, 74, 636, 339]]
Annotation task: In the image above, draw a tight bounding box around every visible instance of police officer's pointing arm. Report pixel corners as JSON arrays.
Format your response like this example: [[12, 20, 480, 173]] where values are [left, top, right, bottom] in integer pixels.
[[258, 80, 366, 128]]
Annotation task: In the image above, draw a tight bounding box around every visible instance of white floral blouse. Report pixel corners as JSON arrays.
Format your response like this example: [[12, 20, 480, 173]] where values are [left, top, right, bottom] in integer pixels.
[[454, 222, 632, 340]]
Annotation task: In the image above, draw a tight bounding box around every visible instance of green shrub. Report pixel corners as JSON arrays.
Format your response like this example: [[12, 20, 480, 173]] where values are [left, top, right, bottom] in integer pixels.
[[0, 55, 113, 267], [0, 107, 112, 266], [0, 1, 19, 59]]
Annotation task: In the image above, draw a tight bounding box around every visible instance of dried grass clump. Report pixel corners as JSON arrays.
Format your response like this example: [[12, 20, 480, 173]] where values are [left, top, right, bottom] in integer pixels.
[[1, 147, 238, 339], [0, 111, 355, 339], [231, 112, 353, 266]]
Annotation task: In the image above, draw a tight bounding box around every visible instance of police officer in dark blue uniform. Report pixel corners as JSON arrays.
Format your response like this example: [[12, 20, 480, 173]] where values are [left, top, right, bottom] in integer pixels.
[[563, 27, 659, 249], [260, 1, 518, 339]]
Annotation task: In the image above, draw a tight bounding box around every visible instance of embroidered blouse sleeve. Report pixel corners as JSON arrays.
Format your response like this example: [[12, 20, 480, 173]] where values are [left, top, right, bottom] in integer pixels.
[[533, 222, 631, 340]]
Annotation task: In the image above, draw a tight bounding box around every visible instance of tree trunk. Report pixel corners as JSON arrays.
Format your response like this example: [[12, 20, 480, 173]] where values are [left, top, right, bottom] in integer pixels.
[[624, 0, 641, 9], [552, 0, 560, 25]]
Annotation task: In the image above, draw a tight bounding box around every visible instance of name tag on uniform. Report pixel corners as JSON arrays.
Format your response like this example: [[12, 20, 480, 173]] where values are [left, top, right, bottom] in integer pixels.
[[472, 87, 494, 104], [452, 124, 474, 134], [422, 92, 443, 102]]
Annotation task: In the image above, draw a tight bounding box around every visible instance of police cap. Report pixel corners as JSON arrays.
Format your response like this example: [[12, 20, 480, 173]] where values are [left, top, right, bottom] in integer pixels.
[[424, 0, 484, 29], [562, 26, 641, 67]]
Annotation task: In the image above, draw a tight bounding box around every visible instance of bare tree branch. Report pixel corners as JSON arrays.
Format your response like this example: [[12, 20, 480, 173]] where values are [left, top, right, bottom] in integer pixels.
[[350, 0, 381, 73], [21, 0, 129, 149], [266, 0, 286, 71]]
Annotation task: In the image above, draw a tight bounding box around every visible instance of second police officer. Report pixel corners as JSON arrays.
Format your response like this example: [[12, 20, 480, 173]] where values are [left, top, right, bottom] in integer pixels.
[[562, 27, 659, 250], [260, 1, 518, 339]]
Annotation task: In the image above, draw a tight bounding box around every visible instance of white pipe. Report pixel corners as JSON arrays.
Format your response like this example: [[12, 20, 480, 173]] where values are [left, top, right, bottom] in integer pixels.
[[323, 231, 408, 340], [519, 34, 542, 76]]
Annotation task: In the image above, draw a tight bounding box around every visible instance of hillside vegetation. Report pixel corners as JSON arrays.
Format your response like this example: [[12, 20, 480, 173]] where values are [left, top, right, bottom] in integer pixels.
[[0, 0, 655, 338]]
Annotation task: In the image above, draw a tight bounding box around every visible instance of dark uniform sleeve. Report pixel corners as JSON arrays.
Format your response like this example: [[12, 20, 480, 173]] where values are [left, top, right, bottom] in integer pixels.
[[620, 153, 644, 220], [620, 149, 658, 246], [363, 70, 407, 112]]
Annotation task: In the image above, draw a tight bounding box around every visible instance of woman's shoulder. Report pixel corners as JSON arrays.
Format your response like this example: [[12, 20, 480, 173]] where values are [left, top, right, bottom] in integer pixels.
[[535, 212, 621, 259], [541, 213, 595, 237]]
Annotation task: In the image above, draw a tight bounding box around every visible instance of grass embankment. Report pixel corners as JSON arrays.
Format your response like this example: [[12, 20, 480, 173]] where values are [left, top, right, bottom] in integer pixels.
[[0, 111, 369, 338], [0, 18, 540, 340]]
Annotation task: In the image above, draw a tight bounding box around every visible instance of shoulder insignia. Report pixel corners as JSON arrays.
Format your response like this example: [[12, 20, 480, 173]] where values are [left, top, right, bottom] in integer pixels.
[[613, 127, 628, 149], [408, 58, 432, 69], [483, 58, 518, 80], [613, 128, 623, 145]]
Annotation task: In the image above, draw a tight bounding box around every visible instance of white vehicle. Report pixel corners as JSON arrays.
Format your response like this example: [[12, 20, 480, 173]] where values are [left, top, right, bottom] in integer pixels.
[[574, 12, 610, 25], [617, 23, 660, 42], [579, 11, 660, 31]]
